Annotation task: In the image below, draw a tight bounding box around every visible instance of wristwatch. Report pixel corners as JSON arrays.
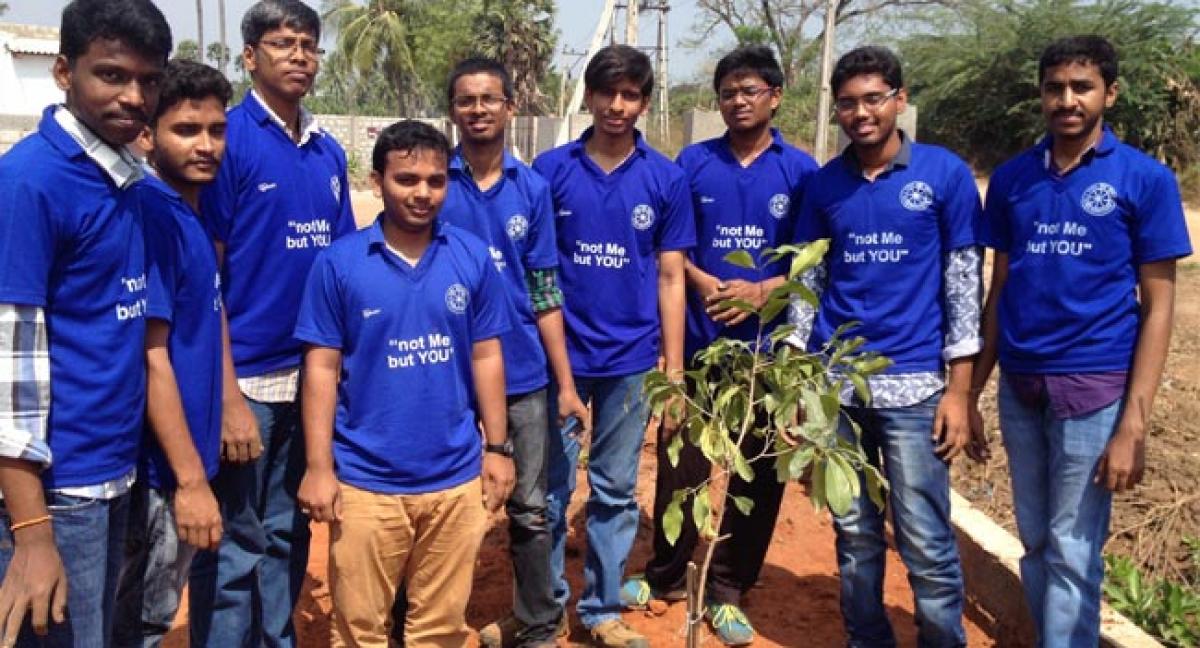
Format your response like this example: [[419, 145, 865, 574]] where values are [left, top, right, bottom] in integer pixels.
[[485, 440, 514, 457]]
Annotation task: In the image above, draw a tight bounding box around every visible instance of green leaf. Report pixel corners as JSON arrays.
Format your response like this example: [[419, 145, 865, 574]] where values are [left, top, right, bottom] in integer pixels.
[[732, 447, 754, 482], [760, 295, 789, 323], [731, 495, 754, 516], [809, 458, 827, 510], [666, 432, 683, 468], [663, 491, 685, 546], [787, 239, 830, 279], [723, 249, 757, 269], [692, 485, 712, 538], [716, 298, 756, 314], [824, 454, 857, 516], [849, 373, 872, 405]]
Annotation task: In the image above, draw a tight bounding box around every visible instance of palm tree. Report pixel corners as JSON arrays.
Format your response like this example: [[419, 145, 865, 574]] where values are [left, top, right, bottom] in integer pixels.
[[472, 0, 557, 115], [323, 0, 428, 116]]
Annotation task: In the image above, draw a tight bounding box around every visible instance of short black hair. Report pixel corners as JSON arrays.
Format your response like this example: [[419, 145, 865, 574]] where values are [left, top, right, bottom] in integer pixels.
[[1038, 35, 1118, 87], [241, 0, 321, 45], [831, 46, 903, 96], [447, 57, 514, 105], [60, 0, 172, 65], [152, 59, 233, 124], [584, 45, 654, 98], [713, 45, 784, 92], [372, 120, 451, 173]]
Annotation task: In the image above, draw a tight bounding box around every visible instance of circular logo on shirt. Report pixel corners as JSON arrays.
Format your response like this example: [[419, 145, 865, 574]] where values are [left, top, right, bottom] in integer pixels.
[[1081, 182, 1117, 216], [768, 193, 790, 219], [330, 175, 341, 203], [445, 283, 469, 315], [631, 204, 656, 231], [506, 214, 529, 241], [899, 181, 934, 211]]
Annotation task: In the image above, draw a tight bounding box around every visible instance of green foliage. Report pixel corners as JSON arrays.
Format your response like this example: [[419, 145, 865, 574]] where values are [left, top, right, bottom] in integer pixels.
[[900, 0, 1200, 172], [470, 0, 558, 115], [206, 42, 232, 72], [1105, 554, 1200, 647], [645, 240, 890, 550], [175, 39, 201, 62]]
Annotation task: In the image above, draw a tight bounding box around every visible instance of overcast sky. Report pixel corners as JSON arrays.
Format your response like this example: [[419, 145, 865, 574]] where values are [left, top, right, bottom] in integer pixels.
[[4, 0, 723, 83]]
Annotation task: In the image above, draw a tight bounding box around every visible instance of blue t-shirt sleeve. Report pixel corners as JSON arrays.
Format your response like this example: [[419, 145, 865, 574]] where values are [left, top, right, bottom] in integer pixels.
[[980, 170, 1012, 252], [200, 147, 238, 243], [0, 179, 60, 307], [470, 258, 512, 342], [1132, 165, 1193, 263], [524, 180, 559, 270], [293, 252, 345, 349], [941, 161, 983, 250], [655, 169, 697, 251], [793, 183, 829, 244], [143, 208, 184, 324]]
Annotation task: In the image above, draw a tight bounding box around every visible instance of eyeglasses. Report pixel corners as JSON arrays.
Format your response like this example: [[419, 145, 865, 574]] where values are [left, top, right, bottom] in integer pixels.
[[257, 37, 324, 58], [450, 95, 509, 110], [834, 88, 898, 113], [718, 85, 773, 103]]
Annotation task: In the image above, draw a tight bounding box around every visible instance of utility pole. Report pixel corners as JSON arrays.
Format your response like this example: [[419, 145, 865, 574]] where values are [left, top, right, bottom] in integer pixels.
[[557, 0, 618, 145], [655, 1, 669, 142], [625, 0, 639, 45], [813, 0, 838, 162], [196, 0, 205, 56], [218, 0, 227, 74]]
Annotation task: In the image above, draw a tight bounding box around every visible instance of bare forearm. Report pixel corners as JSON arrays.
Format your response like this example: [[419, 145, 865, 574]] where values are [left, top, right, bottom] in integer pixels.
[[0, 459, 49, 526], [945, 356, 975, 395], [472, 339, 507, 445], [970, 252, 1006, 395], [534, 308, 575, 391], [658, 252, 687, 375], [1124, 262, 1177, 429], [219, 308, 242, 404], [301, 348, 339, 471], [146, 346, 207, 487]]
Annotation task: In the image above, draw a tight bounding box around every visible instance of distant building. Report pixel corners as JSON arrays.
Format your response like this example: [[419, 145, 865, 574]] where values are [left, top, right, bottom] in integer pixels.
[[0, 22, 60, 116]]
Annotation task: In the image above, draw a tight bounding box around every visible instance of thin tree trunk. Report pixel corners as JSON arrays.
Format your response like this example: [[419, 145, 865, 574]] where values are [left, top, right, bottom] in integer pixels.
[[218, 0, 227, 74]]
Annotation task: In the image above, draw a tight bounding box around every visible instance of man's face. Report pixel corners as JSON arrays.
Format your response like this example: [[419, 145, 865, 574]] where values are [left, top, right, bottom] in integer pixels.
[[53, 38, 164, 148], [243, 25, 319, 102], [833, 73, 906, 148], [371, 148, 448, 234], [450, 72, 512, 145], [717, 70, 780, 134], [584, 78, 650, 138], [151, 96, 227, 188], [1040, 61, 1116, 141]]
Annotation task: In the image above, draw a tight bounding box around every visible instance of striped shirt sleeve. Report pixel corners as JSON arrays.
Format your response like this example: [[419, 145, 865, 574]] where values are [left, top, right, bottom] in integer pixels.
[[0, 303, 51, 466]]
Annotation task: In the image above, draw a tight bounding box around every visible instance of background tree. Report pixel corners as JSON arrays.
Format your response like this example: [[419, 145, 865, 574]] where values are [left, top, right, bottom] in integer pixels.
[[175, 39, 201, 62], [206, 42, 232, 72], [471, 0, 558, 114]]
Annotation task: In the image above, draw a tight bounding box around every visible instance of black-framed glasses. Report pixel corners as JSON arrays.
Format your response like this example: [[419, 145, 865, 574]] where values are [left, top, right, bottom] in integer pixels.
[[451, 95, 509, 110], [718, 85, 774, 103], [834, 88, 898, 113], [257, 37, 324, 58]]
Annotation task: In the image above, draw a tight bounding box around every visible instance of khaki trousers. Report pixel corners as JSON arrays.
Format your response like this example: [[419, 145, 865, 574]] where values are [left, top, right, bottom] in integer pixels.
[[329, 478, 486, 648]]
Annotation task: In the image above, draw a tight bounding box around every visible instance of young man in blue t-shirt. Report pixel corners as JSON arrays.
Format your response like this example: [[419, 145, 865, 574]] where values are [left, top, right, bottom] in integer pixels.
[[438, 58, 587, 648], [112, 59, 231, 648], [295, 120, 514, 647], [0, 1, 170, 644], [533, 45, 695, 648], [789, 46, 981, 647], [189, 2, 356, 645], [969, 36, 1192, 647], [621, 45, 817, 646]]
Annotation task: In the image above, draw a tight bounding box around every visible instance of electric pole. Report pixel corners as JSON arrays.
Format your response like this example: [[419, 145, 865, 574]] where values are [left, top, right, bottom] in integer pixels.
[[814, 0, 838, 161]]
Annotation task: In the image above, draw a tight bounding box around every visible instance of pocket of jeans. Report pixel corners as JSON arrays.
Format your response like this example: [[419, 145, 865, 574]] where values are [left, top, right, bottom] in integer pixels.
[[46, 494, 102, 513]]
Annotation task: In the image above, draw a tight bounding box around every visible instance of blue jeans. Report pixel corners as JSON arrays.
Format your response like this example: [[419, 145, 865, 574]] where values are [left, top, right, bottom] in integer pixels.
[[189, 398, 310, 648], [547, 372, 649, 629], [834, 393, 966, 648], [998, 377, 1119, 648], [0, 490, 130, 648], [114, 483, 197, 648]]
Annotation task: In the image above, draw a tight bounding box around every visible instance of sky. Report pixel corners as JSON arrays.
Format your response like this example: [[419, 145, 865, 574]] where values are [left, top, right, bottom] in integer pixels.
[[3, 0, 723, 84]]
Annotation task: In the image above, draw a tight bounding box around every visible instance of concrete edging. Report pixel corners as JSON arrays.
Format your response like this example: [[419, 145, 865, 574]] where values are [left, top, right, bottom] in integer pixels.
[[950, 489, 1164, 648]]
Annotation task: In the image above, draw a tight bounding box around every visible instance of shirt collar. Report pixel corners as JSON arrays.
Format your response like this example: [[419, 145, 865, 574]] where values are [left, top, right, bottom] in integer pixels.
[[720, 127, 786, 153], [571, 126, 650, 160], [365, 215, 448, 249], [450, 146, 520, 178], [1039, 125, 1118, 174], [246, 89, 321, 146], [840, 129, 912, 177], [50, 105, 143, 188]]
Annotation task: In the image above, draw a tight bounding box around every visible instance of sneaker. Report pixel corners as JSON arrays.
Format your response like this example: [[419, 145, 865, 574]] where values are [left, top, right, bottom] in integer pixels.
[[705, 602, 755, 646], [619, 574, 687, 610], [479, 613, 568, 648], [588, 618, 649, 648]]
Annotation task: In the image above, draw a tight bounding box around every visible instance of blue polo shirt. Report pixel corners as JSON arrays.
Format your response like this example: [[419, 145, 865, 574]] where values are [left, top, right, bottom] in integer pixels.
[[439, 148, 557, 395], [678, 129, 818, 357], [139, 175, 223, 490], [0, 106, 147, 488], [982, 129, 1192, 373], [795, 138, 982, 372], [201, 93, 356, 378], [532, 128, 696, 377], [294, 219, 511, 494]]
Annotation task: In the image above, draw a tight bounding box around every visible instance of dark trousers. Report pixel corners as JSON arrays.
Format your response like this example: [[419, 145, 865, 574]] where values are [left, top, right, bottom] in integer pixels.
[[643, 414, 786, 605]]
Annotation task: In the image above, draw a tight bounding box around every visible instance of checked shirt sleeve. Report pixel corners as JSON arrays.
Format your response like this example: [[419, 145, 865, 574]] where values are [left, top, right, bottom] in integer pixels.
[[942, 245, 983, 361], [0, 303, 51, 466], [525, 267, 564, 313]]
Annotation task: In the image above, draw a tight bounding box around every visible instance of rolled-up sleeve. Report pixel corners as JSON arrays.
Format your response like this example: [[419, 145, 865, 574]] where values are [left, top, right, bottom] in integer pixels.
[[0, 303, 51, 466], [942, 245, 983, 361]]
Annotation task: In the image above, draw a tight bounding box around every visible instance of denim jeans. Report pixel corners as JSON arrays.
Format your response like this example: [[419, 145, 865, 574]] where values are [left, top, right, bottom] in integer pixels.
[[0, 490, 130, 648], [505, 389, 561, 641], [998, 377, 1120, 648], [547, 372, 649, 629], [189, 398, 310, 648], [114, 483, 197, 648], [834, 393, 966, 648]]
